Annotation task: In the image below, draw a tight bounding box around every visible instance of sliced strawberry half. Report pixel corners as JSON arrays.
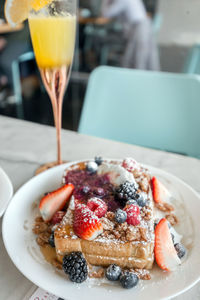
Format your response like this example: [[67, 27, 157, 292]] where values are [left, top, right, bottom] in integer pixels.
[[151, 176, 171, 203], [87, 197, 108, 218], [155, 218, 181, 271], [39, 184, 74, 222], [73, 202, 103, 240]]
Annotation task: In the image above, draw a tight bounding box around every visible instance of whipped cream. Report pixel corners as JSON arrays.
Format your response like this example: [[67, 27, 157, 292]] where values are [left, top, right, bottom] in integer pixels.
[[97, 163, 138, 187]]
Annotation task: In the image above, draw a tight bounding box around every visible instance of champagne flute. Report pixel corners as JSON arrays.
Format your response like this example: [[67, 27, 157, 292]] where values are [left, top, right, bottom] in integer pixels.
[[28, 0, 77, 173]]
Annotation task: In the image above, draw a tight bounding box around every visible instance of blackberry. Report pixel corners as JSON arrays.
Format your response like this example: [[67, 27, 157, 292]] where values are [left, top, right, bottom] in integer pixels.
[[48, 233, 55, 247], [95, 156, 103, 166], [106, 264, 121, 281], [62, 252, 88, 283], [115, 181, 137, 206]]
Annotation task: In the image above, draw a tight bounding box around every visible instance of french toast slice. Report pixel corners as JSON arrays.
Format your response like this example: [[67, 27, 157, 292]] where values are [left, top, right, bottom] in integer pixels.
[[54, 159, 155, 269]]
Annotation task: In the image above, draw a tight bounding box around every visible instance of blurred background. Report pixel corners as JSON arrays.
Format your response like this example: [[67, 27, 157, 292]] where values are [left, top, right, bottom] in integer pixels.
[[0, 0, 200, 131]]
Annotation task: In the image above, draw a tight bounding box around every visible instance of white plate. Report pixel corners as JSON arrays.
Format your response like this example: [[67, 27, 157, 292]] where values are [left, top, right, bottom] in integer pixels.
[[2, 161, 200, 300], [0, 167, 13, 218]]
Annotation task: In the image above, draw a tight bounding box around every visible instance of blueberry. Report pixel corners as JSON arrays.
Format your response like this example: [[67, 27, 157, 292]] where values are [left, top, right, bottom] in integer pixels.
[[80, 185, 90, 194], [168, 221, 172, 228], [95, 156, 103, 166], [86, 162, 98, 174], [174, 243, 186, 259], [93, 187, 105, 197], [126, 199, 137, 206], [171, 233, 175, 244], [49, 233, 55, 247], [135, 193, 147, 207], [105, 264, 121, 281], [120, 271, 139, 289], [115, 209, 127, 224]]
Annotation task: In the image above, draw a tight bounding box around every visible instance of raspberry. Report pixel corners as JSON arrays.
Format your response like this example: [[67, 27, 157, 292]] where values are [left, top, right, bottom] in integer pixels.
[[122, 158, 140, 172], [87, 197, 108, 218], [124, 204, 140, 226], [51, 211, 65, 225]]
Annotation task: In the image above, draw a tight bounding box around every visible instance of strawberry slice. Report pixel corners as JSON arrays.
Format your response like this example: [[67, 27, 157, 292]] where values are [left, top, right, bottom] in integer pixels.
[[151, 176, 171, 203], [87, 197, 108, 218], [73, 202, 103, 240], [39, 184, 74, 222], [155, 218, 181, 271]]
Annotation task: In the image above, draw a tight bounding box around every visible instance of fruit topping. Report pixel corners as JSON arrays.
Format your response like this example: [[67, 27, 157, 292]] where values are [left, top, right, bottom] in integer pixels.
[[126, 199, 137, 206], [115, 181, 137, 207], [174, 243, 186, 259], [87, 197, 108, 218], [86, 161, 98, 174], [135, 193, 147, 207], [115, 209, 127, 224], [79, 185, 91, 195], [62, 252, 88, 283], [39, 184, 74, 222], [73, 202, 103, 240], [105, 264, 121, 281], [48, 233, 55, 248], [124, 204, 140, 226], [51, 211, 65, 225], [93, 187, 105, 197], [151, 176, 171, 204], [120, 271, 139, 289], [154, 218, 181, 271], [122, 158, 140, 172], [95, 156, 103, 166], [171, 233, 175, 244]]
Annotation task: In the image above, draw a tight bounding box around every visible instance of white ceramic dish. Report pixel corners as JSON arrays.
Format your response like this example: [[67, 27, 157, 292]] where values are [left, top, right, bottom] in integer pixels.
[[2, 161, 200, 300], [0, 167, 13, 218]]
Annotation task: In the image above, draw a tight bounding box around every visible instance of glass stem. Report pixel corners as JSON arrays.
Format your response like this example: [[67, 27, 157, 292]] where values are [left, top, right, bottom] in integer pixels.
[[40, 66, 69, 165]]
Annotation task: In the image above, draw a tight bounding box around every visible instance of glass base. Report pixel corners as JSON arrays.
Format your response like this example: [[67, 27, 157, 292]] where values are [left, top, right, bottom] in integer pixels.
[[35, 161, 68, 175]]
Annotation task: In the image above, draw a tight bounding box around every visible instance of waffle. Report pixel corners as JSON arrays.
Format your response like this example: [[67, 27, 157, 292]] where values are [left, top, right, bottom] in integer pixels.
[[54, 160, 155, 269]]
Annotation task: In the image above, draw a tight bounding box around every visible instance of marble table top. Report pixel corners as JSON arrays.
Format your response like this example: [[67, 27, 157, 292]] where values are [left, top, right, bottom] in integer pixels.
[[0, 115, 199, 299]]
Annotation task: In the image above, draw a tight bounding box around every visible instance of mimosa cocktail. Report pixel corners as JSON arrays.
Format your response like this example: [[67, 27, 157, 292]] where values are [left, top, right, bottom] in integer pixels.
[[29, 1, 76, 169]]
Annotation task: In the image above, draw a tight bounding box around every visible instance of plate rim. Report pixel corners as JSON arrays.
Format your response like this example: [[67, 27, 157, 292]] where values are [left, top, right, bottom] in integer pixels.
[[0, 166, 13, 217], [2, 159, 200, 299]]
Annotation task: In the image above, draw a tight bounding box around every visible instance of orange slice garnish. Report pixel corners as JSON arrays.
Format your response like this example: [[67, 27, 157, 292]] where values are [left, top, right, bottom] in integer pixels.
[[30, 0, 54, 11], [4, 0, 54, 26]]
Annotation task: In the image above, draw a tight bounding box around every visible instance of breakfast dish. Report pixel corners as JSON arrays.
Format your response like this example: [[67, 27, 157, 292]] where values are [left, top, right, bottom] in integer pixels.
[[3, 160, 200, 299], [33, 158, 187, 288]]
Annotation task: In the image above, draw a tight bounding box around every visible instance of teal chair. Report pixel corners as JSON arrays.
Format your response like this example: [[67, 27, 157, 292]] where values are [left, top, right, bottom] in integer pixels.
[[12, 51, 35, 119], [183, 44, 200, 75], [78, 66, 200, 159]]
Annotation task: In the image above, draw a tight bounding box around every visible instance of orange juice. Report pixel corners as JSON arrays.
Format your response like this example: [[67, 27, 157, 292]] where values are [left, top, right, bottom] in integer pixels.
[[28, 15, 76, 68]]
